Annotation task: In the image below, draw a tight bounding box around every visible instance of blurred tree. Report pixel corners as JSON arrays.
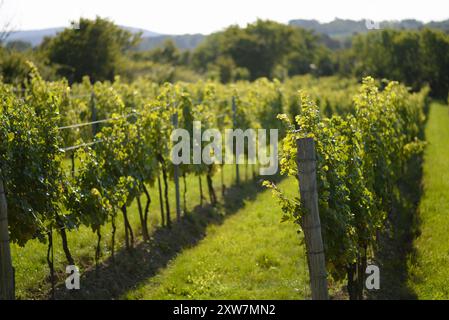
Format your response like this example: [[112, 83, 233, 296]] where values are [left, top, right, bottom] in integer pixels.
[[147, 39, 181, 65], [0, 50, 29, 84], [191, 33, 223, 73], [5, 40, 32, 52], [419, 29, 449, 98], [192, 20, 328, 81], [44, 17, 141, 83], [0, 47, 56, 84], [350, 29, 449, 98]]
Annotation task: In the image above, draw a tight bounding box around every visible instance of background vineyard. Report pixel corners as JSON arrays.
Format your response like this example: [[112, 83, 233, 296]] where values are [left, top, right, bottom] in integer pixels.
[[0, 61, 434, 299]]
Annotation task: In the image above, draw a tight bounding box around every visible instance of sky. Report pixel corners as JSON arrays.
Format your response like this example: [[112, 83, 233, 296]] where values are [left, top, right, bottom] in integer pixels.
[[1, 0, 449, 35]]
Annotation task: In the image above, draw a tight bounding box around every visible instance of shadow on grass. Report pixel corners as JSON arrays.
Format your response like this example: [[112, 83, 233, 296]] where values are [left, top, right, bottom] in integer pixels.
[[53, 174, 283, 300]]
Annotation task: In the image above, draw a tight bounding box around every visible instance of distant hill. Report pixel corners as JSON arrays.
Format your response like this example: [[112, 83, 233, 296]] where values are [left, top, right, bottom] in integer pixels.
[[5, 26, 203, 51], [7, 27, 65, 46], [120, 26, 161, 38], [289, 18, 449, 39], [6, 26, 162, 47], [137, 34, 205, 51]]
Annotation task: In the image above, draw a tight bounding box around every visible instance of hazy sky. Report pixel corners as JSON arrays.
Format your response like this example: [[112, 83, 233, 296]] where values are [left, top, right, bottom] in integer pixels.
[[1, 0, 448, 34]]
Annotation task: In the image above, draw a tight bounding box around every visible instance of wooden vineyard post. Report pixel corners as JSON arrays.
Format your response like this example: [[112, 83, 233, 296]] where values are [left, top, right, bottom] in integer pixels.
[[71, 152, 76, 178], [172, 112, 182, 222], [90, 91, 98, 137], [0, 175, 15, 300], [296, 137, 329, 300], [232, 96, 240, 185]]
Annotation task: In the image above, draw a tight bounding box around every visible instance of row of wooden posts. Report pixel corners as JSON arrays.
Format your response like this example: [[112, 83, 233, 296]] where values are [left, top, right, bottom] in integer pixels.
[[0, 93, 329, 300]]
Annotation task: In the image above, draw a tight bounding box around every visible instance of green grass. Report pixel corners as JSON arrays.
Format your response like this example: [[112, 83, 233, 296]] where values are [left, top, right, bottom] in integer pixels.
[[408, 102, 449, 299], [124, 177, 308, 300], [11, 164, 256, 299]]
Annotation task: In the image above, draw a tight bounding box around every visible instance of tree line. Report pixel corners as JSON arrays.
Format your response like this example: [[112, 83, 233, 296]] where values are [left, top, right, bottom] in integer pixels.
[[1, 17, 448, 98]]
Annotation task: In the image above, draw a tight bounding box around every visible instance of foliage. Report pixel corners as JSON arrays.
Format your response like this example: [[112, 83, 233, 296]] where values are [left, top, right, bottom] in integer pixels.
[[192, 19, 331, 81], [0, 63, 64, 245], [266, 77, 428, 297], [349, 29, 449, 99], [44, 17, 141, 83]]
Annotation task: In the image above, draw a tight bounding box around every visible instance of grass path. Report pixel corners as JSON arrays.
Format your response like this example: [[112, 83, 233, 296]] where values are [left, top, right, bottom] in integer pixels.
[[124, 177, 309, 300], [408, 102, 449, 299]]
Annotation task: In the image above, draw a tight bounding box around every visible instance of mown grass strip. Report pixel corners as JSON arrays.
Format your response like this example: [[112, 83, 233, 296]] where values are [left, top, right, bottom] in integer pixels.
[[124, 178, 309, 300], [408, 102, 449, 299]]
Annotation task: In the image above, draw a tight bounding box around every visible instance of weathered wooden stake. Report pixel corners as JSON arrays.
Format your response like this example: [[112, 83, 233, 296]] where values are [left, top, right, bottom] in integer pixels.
[[157, 174, 165, 227], [0, 176, 15, 300], [90, 91, 98, 137], [71, 152, 75, 178], [232, 96, 240, 185], [172, 112, 181, 222], [296, 137, 329, 300]]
